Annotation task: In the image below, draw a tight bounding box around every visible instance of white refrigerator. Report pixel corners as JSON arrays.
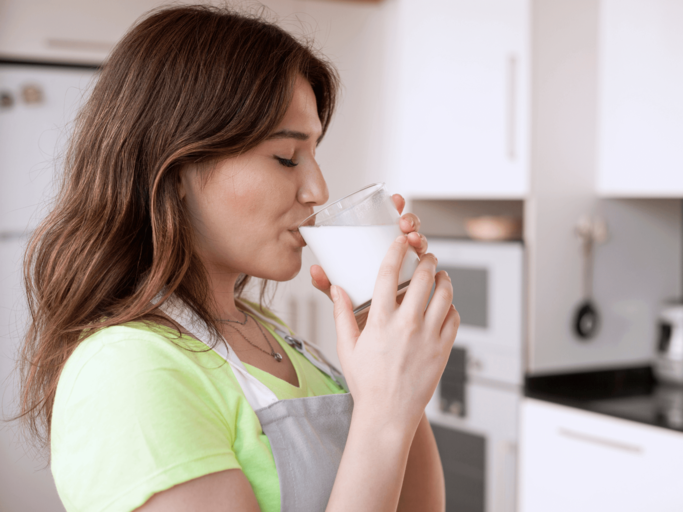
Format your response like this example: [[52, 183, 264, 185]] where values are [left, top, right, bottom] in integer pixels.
[[0, 61, 97, 512]]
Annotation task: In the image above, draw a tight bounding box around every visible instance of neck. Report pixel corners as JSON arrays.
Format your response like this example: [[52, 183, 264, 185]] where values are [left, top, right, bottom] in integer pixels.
[[205, 268, 247, 322]]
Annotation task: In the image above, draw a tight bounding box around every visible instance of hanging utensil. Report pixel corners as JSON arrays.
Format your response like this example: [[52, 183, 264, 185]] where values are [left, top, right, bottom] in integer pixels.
[[573, 215, 607, 340]]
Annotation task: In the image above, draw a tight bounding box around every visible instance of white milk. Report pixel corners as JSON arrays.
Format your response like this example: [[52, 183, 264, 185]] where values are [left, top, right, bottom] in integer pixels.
[[299, 225, 420, 309]]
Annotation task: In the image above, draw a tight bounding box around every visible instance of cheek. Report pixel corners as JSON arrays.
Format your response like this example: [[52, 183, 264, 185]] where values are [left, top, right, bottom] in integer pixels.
[[228, 177, 279, 227], [213, 169, 295, 241]]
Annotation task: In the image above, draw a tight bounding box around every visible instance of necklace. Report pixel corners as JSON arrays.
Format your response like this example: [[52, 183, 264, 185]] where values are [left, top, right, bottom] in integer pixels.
[[218, 313, 283, 362], [215, 309, 248, 325]]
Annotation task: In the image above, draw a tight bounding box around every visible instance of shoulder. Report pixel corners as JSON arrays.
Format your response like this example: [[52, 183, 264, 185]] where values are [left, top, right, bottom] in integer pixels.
[[54, 322, 231, 420], [61, 322, 208, 387], [51, 323, 246, 512]]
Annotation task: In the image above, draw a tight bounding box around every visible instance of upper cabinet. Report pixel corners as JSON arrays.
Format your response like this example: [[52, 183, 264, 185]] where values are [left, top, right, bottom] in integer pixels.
[[395, 0, 530, 199], [0, 0, 164, 64], [597, 0, 683, 197]]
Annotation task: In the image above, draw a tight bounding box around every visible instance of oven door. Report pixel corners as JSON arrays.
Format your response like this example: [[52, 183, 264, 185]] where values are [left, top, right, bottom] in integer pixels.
[[426, 378, 520, 512]]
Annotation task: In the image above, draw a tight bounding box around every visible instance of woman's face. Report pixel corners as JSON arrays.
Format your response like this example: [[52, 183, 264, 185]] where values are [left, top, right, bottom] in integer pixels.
[[179, 75, 328, 282]]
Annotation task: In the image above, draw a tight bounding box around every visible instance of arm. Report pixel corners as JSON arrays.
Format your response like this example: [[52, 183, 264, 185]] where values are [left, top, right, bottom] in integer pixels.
[[324, 237, 458, 512], [398, 414, 446, 512], [134, 469, 261, 512]]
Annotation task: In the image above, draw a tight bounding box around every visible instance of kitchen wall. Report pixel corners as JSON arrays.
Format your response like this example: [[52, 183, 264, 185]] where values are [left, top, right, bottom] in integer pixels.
[[527, 0, 682, 373]]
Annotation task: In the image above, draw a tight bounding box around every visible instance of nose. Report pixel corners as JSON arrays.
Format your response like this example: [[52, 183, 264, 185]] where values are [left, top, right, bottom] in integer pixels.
[[297, 158, 329, 207]]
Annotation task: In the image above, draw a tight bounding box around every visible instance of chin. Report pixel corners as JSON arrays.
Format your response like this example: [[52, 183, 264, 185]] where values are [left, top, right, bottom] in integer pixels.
[[256, 253, 302, 282]]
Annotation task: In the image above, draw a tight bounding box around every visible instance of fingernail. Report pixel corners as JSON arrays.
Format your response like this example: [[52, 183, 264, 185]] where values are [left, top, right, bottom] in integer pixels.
[[331, 285, 339, 302], [396, 235, 407, 244]]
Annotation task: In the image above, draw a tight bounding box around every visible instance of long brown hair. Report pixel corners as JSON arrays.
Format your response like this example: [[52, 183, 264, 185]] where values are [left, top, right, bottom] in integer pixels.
[[18, 4, 339, 446]]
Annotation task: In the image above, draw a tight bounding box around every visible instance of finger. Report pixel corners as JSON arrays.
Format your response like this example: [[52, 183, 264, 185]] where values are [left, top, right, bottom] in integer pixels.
[[331, 285, 361, 356], [391, 194, 406, 215], [440, 304, 460, 344], [424, 270, 454, 332], [399, 212, 421, 234], [398, 253, 438, 318], [407, 231, 428, 257], [371, 235, 410, 315], [310, 265, 332, 299]]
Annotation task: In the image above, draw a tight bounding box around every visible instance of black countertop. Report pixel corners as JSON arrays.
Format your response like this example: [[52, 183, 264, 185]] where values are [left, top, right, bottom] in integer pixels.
[[525, 366, 683, 433]]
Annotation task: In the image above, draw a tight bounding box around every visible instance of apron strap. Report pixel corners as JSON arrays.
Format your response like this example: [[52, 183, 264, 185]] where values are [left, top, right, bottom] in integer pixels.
[[154, 294, 279, 411], [236, 300, 348, 392]]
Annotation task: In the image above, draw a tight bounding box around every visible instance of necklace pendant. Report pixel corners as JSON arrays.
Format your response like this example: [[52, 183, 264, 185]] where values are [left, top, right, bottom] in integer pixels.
[[273, 352, 283, 363]]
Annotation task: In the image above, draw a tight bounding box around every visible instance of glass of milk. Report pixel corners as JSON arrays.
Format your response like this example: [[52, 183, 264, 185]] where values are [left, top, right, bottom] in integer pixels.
[[298, 183, 420, 315]]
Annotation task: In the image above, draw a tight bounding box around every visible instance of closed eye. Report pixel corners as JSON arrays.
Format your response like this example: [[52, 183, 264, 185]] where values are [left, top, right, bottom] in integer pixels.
[[275, 156, 298, 168]]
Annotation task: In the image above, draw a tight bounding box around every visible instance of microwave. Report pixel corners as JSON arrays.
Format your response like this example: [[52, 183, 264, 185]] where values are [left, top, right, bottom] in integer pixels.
[[429, 238, 525, 386]]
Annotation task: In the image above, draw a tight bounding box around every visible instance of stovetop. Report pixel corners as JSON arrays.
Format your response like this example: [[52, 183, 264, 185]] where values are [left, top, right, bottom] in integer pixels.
[[525, 366, 683, 433]]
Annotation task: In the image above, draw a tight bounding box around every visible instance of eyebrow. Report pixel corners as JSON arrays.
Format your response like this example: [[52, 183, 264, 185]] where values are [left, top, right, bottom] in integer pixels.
[[267, 129, 323, 144]]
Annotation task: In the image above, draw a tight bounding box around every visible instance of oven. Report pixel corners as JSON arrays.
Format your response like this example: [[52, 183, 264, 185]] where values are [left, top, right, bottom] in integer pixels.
[[425, 239, 524, 512]]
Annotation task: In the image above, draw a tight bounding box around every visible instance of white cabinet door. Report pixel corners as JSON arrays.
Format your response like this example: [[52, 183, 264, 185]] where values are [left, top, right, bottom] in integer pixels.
[[597, 0, 683, 197], [0, 0, 166, 64], [0, 65, 97, 233], [519, 398, 683, 512], [0, 237, 66, 511], [396, 0, 530, 199]]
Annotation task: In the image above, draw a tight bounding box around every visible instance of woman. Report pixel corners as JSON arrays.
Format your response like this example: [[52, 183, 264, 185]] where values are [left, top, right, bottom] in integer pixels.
[[18, 5, 459, 512]]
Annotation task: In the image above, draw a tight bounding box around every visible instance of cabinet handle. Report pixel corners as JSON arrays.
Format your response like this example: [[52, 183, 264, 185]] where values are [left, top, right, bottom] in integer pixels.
[[0, 230, 30, 241], [507, 55, 517, 161], [558, 428, 642, 454], [494, 441, 517, 512], [45, 38, 114, 53]]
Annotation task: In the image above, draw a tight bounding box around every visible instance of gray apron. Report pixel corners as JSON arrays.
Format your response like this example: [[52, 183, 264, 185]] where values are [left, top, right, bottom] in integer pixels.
[[158, 296, 353, 512]]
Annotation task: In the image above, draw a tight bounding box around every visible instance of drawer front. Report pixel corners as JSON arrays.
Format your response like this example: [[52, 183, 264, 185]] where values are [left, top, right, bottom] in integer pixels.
[[519, 399, 683, 512]]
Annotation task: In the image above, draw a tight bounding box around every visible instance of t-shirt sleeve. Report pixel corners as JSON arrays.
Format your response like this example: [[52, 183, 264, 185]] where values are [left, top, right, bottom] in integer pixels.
[[51, 327, 241, 512]]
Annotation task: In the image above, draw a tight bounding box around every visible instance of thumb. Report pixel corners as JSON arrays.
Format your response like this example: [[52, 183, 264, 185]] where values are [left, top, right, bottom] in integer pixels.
[[331, 285, 360, 354]]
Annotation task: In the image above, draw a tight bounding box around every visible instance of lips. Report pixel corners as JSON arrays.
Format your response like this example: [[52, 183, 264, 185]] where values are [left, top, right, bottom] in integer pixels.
[[289, 229, 306, 247]]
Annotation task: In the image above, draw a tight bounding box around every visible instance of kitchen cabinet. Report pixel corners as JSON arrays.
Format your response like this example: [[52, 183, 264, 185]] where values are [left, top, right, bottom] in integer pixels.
[[597, 0, 683, 197], [427, 380, 519, 512], [0, 65, 97, 232], [518, 398, 683, 512], [0, 0, 165, 64], [395, 0, 530, 199], [0, 237, 65, 512], [0, 63, 97, 512]]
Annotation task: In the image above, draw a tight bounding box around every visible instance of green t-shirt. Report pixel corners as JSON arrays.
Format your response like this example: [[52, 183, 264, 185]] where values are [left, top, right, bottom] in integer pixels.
[[51, 305, 346, 512]]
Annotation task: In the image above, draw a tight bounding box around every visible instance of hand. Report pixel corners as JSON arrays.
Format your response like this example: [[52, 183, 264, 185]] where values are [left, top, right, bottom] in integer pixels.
[[330, 236, 460, 431], [310, 193, 428, 329]]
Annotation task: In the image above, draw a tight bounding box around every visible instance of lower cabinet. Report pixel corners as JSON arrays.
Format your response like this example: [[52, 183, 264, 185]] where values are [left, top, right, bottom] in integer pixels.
[[518, 398, 683, 512]]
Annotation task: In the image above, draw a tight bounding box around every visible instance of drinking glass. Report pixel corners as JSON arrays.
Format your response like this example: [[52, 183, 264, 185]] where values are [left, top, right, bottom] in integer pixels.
[[298, 183, 420, 314]]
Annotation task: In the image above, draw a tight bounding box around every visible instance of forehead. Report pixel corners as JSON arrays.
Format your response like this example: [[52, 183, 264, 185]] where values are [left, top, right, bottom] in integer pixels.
[[275, 75, 323, 136]]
